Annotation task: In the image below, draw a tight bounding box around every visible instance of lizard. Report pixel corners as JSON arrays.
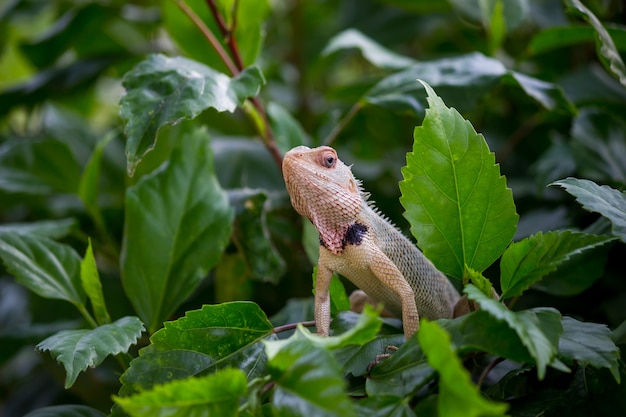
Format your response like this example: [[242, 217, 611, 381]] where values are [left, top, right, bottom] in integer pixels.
[[282, 145, 464, 339]]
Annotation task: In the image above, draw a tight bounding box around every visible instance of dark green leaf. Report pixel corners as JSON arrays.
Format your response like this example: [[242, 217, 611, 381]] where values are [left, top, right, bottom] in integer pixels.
[[354, 395, 416, 417], [570, 108, 626, 184], [449, 0, 528, 31], [500, 231, 615, 299], [0, 139, 82, 194], [418, 319, 509, 417], [564, 0, 626, 87], [0, 219, 75, 238], [265, 337, 356, 417], [400, 81, 518, 278], [0, 232, 84, 306], [150, 302, 273, 354], [0, 58, 115, 117], [465, 285, 562, 379], [20, 4, 118, 69], [529, 25, 626, 56], [364, 52, 572, 114], [335, 334, 404, 378], [322, 28, 416, 69], [366, 332, 433, 397], [558, 317, 620, 383], [268, 102, 308, 154], [230, 190, 286, 283], [120, 54, 265, 174], [532, 243, 612, 296], [79, 132, 115, 215], [121, 128, 233, 332], [23, 405, 106, 417], [114, 368, 247, 417], [80, 239, 110, 325], [120, 302, 273, 394], [552, 178, 626, 243], [37, 316, 144, 388]]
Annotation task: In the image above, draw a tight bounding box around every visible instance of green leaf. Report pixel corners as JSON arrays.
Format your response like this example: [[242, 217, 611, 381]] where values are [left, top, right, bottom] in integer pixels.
[[564, 0, 626, 87], [570, 108, 626, 184], [354, 395, 415, 417], [150, 302, 273, 355], [78, 131, 115, 215], [533, 243, 611, 296], [364, 52, 572, 114], [500, 231, 616, 299], [162, 0, 269, 73], [0, 232, 84, 306], [296, 304, 382, 350], [267, 101, 308, 154], [335, 333, 405, 378], [0, 139, 82, 194], [230, 190, 286, 283], [0, 218, 75, 239], [120, 54, 265, 174], [488, 0, 506, 55], [559, 317, 620, 383], [114, 368, 247, 417], [37, 316, 144, 388], [322, 28, 416, 69], [80, 239, 110, 325], [552, 178, 626, 243], [400, 81, 518, 279], [529, 25, 626, 56], [121, 127, 233, 332], [23, 405, 106, 417], [366, 334, 435, 398], [265, 337, 357, 417], [120, 302, 273, 394], [464, 265, 493, 296], [465, 285, 561, 379], [449, 0, 527, 31], [418, 319, 509, 417]]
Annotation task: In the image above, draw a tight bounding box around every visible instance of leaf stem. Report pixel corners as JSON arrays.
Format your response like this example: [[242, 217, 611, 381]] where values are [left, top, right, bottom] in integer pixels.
[[204, 0, 282, 166], [273, 320, 316, 334], [174, 0, 239, 75], [324, 101, 362, 146], [205, 0, 245, 71], [75, 303, 99, 329], [477, 356, 505, 388]]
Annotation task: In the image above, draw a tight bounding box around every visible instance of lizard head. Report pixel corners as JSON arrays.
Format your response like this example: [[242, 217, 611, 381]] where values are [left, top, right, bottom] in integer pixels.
[[282, 145, 363, 254]]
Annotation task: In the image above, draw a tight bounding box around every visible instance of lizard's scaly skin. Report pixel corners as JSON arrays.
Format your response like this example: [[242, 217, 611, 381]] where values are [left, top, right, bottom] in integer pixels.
[[283, 146, 460, 338]]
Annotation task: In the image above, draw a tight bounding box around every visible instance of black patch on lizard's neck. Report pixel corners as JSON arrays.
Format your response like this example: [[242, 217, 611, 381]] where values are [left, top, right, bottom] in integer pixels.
[[319, 222, 368, 253], [343, 222, 368, 247]]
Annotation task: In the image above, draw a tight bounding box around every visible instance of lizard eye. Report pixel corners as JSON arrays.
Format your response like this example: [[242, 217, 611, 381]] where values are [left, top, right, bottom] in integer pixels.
[[320, 152, 336, 168]]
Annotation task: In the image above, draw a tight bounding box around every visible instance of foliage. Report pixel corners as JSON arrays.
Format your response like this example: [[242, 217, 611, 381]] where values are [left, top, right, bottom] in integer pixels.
[[1, 0, 625, 416]]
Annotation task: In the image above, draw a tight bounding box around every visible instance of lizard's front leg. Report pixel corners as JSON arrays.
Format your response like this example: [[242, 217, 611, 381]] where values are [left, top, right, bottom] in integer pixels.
[[369, 248, 419, 338], [314, 263, 333, 336]]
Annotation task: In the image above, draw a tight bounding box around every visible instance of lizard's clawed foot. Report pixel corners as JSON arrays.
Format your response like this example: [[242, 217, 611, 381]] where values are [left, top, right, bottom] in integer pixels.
[[367, 345, 399, 373]]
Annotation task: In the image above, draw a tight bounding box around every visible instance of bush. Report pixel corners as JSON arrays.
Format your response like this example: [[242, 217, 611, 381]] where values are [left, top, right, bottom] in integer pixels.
[[0, 1, 625, 416]]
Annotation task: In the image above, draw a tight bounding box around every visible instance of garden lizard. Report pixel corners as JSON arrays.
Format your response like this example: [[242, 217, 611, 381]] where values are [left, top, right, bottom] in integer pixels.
[[282, 145, 462, 339]]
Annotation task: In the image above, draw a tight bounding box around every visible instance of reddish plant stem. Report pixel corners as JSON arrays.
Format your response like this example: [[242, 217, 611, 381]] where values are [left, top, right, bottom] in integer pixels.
[[205, 0, 246, 71], [175, 0, 238, 75], [204, 0, 282, 166], [273, 321, 316, 334], [478, 356, 505, 388]]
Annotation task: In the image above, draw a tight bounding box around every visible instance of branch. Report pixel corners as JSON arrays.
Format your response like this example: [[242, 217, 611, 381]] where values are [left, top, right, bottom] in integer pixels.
[[273, 321, 316, 334], [174, 0, 239, 75], [205, 0, 245, 71]]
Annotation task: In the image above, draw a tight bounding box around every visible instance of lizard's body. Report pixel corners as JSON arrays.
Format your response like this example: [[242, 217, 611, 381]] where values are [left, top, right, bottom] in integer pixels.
[[282, 145, 460, 338]]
